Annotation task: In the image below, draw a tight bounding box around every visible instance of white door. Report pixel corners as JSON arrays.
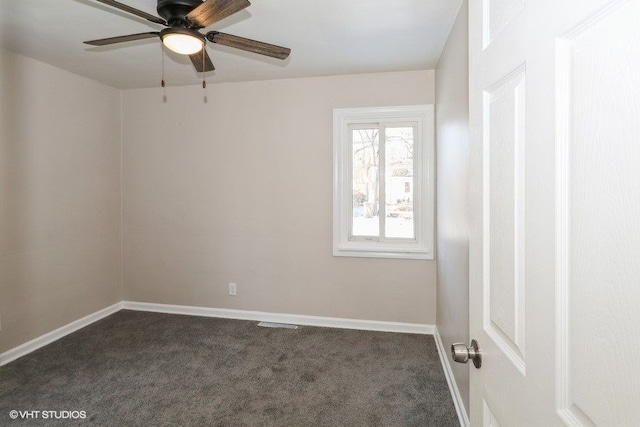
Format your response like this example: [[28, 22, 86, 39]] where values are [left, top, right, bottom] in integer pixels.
[[468, 0, 640, 426]]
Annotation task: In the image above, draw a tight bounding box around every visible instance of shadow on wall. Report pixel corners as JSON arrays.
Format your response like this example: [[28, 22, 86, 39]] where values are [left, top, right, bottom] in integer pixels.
[[0, 51, 38, 350], [0, 49, 122, 353]]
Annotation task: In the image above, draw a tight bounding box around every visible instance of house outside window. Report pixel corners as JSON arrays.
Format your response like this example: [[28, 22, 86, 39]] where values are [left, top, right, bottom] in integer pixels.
[[333, 105, 434, 259]]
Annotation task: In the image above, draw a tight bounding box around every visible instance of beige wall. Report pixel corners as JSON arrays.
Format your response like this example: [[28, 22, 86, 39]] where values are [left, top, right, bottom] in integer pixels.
[[435, 0, 470, 415], [0, 49, 122, 353], [122, 70, 437, 324]]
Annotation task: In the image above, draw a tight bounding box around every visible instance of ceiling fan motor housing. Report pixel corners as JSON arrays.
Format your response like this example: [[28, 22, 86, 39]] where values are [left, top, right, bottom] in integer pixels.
[[157, 0, 203, 24]]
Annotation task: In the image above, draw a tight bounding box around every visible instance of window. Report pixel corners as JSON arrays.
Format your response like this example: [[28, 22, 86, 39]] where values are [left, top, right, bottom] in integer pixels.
[[333, 105, 434, 259]]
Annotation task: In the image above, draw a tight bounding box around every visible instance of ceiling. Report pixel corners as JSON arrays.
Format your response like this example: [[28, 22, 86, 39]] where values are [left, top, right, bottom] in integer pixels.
[[0, 0, 462, 89]]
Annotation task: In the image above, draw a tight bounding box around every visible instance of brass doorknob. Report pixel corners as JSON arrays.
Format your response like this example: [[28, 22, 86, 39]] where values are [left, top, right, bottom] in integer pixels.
[[451, 339, 482, 369]]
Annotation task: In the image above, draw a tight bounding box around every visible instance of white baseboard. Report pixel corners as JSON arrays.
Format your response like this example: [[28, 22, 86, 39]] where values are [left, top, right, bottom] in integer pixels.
[[122, 301, 435, 335], [434, 326, 470, 427], [0, 302, 123, 367], [1, 301, 433, 368]]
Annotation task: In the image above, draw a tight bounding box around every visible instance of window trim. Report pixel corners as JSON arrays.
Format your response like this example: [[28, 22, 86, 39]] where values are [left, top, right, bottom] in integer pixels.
[[333, 105, 435, 260]]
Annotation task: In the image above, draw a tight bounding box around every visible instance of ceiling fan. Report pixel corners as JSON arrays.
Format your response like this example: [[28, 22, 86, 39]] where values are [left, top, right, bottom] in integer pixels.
[[83, 0, 291, 73]]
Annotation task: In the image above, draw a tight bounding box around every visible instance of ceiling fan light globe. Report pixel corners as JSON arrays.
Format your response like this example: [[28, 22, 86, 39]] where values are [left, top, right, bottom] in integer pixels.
[[162, 33, 204, 55]]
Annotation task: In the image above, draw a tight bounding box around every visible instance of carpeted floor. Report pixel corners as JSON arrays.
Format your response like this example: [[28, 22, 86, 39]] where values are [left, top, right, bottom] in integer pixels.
[[0, 310, 459, 426]]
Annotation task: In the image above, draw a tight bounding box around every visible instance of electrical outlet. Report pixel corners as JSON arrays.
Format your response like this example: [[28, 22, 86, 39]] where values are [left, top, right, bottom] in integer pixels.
[[229, 283, 237, 296]]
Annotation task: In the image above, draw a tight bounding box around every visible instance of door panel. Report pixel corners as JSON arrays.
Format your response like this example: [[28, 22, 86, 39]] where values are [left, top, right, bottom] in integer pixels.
[[470, 0, 533, 425], [484, 65, 527, 373], [469, 0, 640, 425], [483, 400, 503, 427], [483, 0, 526, 49], [556, 2, 640, 426]]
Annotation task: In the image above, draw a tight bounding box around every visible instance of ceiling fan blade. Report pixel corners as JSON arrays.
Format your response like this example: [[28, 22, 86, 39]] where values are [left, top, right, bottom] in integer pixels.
[[208, 32, 291, 60], [84, 32, 160, 46], [187, 0, 251, 28], [94, 0, 166, 25], [189, 49, 215, 72]]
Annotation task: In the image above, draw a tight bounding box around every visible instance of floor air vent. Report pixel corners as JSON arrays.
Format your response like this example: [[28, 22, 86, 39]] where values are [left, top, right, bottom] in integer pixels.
[[257, 321, 298, 329]]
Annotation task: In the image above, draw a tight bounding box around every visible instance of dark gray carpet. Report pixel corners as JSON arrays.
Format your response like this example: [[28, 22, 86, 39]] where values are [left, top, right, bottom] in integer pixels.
[[1, 310, 458, 426]]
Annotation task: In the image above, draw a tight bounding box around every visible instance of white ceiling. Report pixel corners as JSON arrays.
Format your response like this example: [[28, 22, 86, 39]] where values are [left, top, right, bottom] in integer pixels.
[[0, 0, 462, 89]]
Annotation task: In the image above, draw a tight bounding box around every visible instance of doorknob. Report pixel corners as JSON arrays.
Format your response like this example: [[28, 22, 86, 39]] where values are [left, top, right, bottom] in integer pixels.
[[451, 339, 482, 368]]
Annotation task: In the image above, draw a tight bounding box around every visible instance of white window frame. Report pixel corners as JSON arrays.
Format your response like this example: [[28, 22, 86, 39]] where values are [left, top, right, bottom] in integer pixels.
[[333, 105, 435, 260]]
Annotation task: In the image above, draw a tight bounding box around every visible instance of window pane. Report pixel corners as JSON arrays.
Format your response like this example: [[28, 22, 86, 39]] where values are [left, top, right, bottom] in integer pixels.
[[384, 127, 414, 239], [352, 128, 379, 237]]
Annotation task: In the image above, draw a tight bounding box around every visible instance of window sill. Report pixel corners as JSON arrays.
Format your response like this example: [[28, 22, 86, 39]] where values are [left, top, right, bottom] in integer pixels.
[[333, 248, 434, 260]]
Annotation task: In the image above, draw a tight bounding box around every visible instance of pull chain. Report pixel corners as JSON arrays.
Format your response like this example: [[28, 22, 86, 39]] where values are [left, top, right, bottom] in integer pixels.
[[202, 50, 207, 89], [161, 43, 166, 88]]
